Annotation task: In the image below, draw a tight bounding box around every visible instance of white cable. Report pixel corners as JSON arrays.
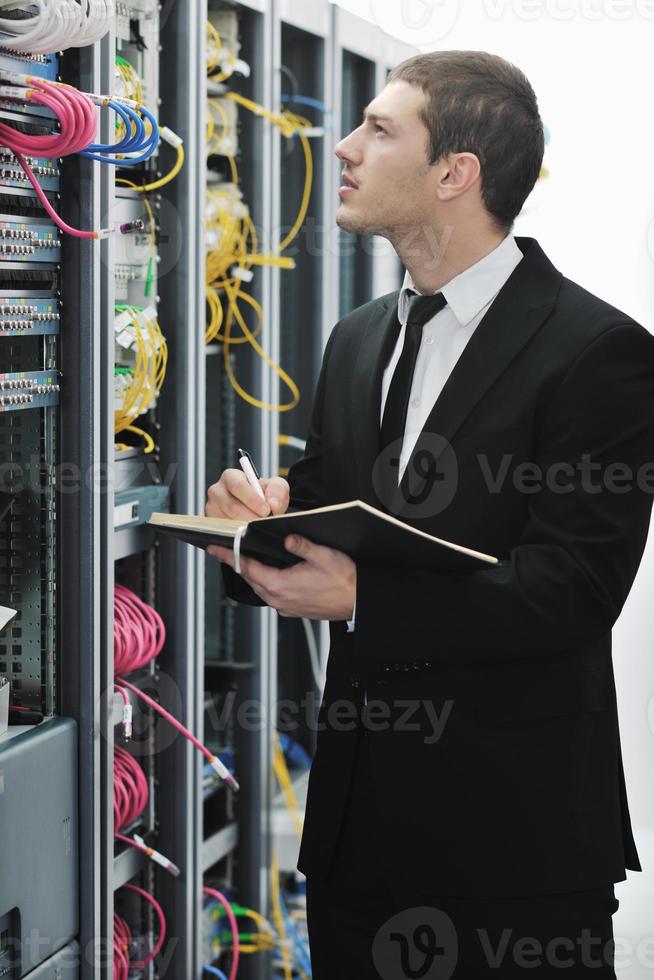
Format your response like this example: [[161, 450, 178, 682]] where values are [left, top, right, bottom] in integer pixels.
[[0, 0, 113, 52]]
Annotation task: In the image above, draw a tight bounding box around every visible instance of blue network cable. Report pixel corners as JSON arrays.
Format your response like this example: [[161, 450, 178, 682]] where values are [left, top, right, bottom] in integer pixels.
[[279, 733, 312, 770], [82, 100, 159, 165], [203, 966, 228, 980], [278, 889, 312, 977], [281, 93, 332, 117]]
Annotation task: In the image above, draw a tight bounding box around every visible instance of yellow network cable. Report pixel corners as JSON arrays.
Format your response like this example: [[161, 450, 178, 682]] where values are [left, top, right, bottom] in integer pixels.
[[114, 305, 168, 452], [206, 19, 237, 83], [204, 180, 298, 408], [272, 733, 303, 841], [206, 20, 222, 74], [225, 92, 314, 257], [115, 55, 143, 105], [221, 280, 300, 412], [204, 94, 314, 413], [116, 140, 185, 193], [113, 56, 186, 192], [271, 849, 295, 980]]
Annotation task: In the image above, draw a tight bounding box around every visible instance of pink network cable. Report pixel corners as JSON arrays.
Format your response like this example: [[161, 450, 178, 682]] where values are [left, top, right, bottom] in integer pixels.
[[0, 73, 119, 238], [203, 887, 240, 980], [113, 746, 149, 832], [114, 883, 167, 978], [114, 583, 165, 674], [112, 585, 239, 792], [113, 745, 180, 877]]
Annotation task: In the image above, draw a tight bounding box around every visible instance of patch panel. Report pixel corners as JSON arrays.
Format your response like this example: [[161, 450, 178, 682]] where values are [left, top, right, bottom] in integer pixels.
[[0, 295, 60, 337], [0, 50, 58, 83], [0, 90, 55, 123], [0, 370, 59, 411], [0, 149, 60, 193], [0, 216, 60, 263]]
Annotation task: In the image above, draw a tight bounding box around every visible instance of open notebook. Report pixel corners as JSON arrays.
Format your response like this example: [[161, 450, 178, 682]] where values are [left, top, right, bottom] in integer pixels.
[[148, 500, 497, 572]]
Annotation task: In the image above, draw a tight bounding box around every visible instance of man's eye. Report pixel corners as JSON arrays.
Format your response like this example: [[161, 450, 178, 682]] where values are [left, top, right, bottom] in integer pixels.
[[375, 124, 385, 134]]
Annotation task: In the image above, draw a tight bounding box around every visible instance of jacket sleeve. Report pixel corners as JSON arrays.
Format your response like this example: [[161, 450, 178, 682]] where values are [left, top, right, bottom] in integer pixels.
[[351, 322, 654, 670], [220, 320, 341, 605]]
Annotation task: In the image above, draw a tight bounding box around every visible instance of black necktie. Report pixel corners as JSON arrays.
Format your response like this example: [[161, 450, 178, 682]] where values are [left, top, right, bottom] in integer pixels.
[[379, 291, 447, 500]]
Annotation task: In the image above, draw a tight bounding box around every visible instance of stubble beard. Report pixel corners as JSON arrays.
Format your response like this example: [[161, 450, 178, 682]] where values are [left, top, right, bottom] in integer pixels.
[[336, 206, 392, 240]]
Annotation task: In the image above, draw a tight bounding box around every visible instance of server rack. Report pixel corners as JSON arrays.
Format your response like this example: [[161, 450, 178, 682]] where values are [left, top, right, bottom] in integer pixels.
[[0, 3, 415, 977]]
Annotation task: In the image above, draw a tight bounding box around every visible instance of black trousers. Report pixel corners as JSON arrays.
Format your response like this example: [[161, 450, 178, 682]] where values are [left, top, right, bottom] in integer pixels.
[[306, 724, 619, 979]]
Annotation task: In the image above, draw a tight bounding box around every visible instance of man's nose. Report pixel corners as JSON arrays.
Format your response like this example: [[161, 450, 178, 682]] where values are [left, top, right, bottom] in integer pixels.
[[335, 131, 362, 166]]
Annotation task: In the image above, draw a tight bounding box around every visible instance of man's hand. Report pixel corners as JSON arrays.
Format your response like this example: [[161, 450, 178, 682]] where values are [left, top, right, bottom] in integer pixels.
[[205, 468, 290, 521], [209, 534, 357, 622]]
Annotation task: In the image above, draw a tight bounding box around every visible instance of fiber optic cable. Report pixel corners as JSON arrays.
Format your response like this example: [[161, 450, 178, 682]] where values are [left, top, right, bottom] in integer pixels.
[[113, 304, 167, 451]]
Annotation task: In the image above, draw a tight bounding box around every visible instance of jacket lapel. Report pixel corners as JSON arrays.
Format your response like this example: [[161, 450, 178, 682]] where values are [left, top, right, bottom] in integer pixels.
[[350, 298, 400, 506]]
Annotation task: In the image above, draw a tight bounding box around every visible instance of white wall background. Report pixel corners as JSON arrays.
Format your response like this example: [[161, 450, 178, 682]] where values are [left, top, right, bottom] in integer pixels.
[[333, 1, 654, 973]]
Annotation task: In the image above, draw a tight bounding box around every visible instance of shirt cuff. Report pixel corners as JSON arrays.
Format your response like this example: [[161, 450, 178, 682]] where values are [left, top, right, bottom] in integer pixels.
[[346, 596, 356, 632]]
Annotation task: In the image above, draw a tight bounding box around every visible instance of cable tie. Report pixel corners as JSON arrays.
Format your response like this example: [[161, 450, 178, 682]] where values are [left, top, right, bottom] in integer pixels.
[[231, 266, 254, 283]]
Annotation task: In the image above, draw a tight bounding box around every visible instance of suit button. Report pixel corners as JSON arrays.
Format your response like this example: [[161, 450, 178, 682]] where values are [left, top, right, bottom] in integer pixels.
[[350, 676, 359, 688], [423, 662, 432, 669], [382, 663, 391, 672], [392, 663, 401, 671]]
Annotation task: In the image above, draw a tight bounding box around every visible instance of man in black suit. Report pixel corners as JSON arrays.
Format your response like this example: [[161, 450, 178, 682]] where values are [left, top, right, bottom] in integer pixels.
[[206, 50, 654, 978]]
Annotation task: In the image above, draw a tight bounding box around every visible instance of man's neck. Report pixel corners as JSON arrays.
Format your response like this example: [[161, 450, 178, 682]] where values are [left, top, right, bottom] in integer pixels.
[[393, 224, 508, 294]]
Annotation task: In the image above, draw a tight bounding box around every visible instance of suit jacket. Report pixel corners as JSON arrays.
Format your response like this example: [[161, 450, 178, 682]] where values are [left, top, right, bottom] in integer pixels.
[[222, 236, 654, 897]]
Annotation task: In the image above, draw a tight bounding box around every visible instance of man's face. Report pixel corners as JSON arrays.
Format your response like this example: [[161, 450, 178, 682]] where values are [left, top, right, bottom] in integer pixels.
[[334, 80, 437, 239]]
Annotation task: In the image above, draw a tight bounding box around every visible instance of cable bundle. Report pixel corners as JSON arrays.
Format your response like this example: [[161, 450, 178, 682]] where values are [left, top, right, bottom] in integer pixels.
[[114, 305, 168, 453], [114, 583, 165, 676], [81, 97, 158, 166], [112, 586, 239, 793], [204, 82, 317, 414], [113, 744, 180, 875], [0, 0, 114, 54], [0, 72, 179, 235], [0, 73, 103, 237], [114, 883, 166, 980], [113, 745, 148, 834]]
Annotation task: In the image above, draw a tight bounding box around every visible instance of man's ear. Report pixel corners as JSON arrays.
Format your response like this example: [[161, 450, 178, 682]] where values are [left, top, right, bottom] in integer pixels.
[[437, 152, 481, 200]]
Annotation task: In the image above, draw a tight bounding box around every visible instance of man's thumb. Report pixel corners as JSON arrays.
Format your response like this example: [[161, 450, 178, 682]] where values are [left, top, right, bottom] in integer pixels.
[[262, 477, 289, 514]]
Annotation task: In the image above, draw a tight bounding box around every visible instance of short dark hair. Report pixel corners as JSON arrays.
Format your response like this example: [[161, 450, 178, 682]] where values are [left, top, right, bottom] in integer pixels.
[[388, 50, 544, 233]]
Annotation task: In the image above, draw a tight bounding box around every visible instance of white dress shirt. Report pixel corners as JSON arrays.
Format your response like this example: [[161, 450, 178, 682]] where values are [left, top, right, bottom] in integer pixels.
[[346, 233, 523, 631]]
